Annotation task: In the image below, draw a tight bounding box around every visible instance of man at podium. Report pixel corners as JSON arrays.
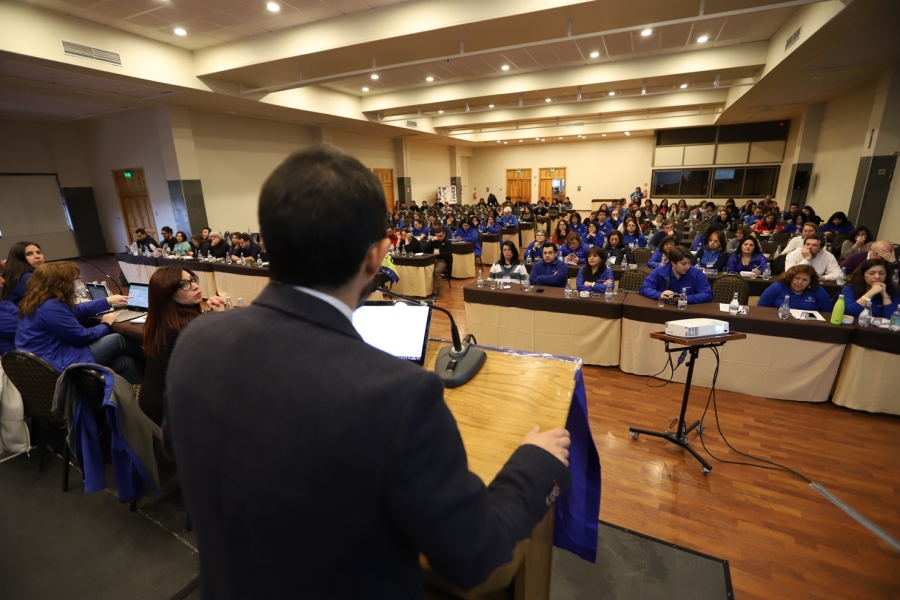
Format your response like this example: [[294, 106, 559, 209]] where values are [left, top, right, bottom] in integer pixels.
[[166, 145, 572, 599]]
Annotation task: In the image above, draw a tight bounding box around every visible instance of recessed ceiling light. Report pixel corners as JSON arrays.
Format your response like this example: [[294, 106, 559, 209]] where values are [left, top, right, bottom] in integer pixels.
[[641, 29, 652, 36], [488, 104, 494, 108], [697, 35, 709, 43], [535, 137, 540, 140], [425, 76, 434, 82], [266, 2, 280, 12], [601, 134, 607, 137], [174, 27, 186, 36], [590, 51, 600, 58], [558, 136, 563, 139], [519, 139, 523, 142], [497, 140, 501, 143], [608, 91, 615, 96], [503, 141, 508, 144], [501, 65, 510, 71], [362, 87, 369, 92], [545, 98, 551, 102], [680, 83, 688, 89], [624, 131, 631, 136], [370, 74, 379, 80], [438, 110, 443, 113]]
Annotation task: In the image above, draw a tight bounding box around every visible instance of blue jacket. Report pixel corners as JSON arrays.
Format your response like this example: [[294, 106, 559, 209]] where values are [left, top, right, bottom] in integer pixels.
[[820, 221, 853, 236], [569, 223, 587, 238], [640, 264, 713, 304], [691, 235, 704, 252], [0, 301, 18, 355], [839, 285, 900, 318], [647, 249, 667, 269], [5, 272, 32, 306], [623, 233, 646, 248], [757, 282, 832, 312], [693, 248, 729, 273], [559, 242, 589, 264], [498, 214, 519, 227], [596, 221, 612, 236], [480, 223, 500, 235], [726, 253, 769, 273], [744, 215, 761, 226], [523, 243, 544, 262], [585, 233, 605, 248], [576, 265, 614, 293], [231, 241, 261, 260], [529, 259, 568, 287], [15, 298, 111, 373], [453, 226, 481, 256]]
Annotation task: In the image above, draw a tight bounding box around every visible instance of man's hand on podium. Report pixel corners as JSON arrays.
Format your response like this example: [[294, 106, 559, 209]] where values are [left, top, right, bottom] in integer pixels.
[[523, 426, 571, 467]]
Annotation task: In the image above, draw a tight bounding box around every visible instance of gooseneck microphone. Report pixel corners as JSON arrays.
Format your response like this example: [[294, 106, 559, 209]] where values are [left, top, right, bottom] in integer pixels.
[[79, 258, 123, 294], [377, 288, 486, 388]]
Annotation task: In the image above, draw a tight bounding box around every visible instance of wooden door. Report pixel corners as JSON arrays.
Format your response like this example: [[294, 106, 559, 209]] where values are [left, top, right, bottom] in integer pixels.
[[505, 169, 532, 203], [112, 168, 157, 244], [373, 168, 395, 211], [539, 168, 566, 203]]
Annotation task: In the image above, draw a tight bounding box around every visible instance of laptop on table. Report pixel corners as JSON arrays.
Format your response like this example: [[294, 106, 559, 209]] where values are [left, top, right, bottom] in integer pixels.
[[86, 282, 149, 323]]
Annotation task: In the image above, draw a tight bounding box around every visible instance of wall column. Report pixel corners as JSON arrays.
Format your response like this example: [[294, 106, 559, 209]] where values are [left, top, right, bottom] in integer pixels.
[[395, 138, 411, 206], [786, 103, 825, 208], [154, 106, 208, 236]]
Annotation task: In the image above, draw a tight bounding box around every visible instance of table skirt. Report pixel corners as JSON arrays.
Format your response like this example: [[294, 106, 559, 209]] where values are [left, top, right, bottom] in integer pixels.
[[393, 264, 435, 297], [451, 252, 476, 279], [213, 271, 270, 305], [831, 344, 900, 416]]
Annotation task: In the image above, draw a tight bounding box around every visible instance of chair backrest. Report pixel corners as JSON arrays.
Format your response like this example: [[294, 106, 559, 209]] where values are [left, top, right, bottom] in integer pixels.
[[66, 368, 108, 412], [770, 253, 787, 276], [760, 240, 779, 256], [632, 247, 652, 265], [619, 269, 648, 293], [770, 232, 791, 247], [712, 275, 750, 305], [694, 221, 710, 233], [0, 351, 63, 423]]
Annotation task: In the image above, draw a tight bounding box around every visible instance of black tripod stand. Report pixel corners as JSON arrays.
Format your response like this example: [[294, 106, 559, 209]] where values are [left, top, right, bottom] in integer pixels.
[[629, 332, 745, 475]]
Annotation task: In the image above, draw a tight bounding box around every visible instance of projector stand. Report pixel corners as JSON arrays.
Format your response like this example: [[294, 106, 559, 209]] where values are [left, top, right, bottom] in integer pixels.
[[629, 332, 746, 475]]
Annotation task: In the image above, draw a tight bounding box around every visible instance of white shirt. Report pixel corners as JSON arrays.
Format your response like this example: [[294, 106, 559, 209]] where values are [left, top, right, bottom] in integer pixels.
[[781, 236, 805, 256], [293, 286, 354, 322], [784, 248, 842, 280]]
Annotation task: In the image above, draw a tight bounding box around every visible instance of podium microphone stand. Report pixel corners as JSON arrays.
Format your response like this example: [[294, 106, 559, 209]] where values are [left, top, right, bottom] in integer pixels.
[[629, 331, 746, 475]]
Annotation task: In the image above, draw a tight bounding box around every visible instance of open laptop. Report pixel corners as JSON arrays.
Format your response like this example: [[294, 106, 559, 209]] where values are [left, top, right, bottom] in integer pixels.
[[86, 282, 149, 322], [352, 301, 432, 365]]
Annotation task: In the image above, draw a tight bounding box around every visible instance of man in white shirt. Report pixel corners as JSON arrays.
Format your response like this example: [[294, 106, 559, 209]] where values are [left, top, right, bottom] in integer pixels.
[[784, 233, 841, 280]]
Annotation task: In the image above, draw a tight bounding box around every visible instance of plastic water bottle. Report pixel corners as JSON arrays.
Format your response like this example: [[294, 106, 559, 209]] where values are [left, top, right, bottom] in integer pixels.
[[564, 280, 573, 299], [207, 250, 212, 261], [476, 270, 484, 288], [775, 245, 782, 256], [678, 288, 688, 310], [605, 286, 614, 303], [893, 271, 899, 287], [226, 254, 232, 264], [778, 295, 791, 320], [858, 306, 872, 328], [225, 296, 233, 310], [890, 308, 900, 332], [237, 298, 244, 307], [729, 292, 739, 316], [837, 268, 846, 286], [830, 295, 845, 325], [257, 254, 263, 267], [762, 266, 771, 280]]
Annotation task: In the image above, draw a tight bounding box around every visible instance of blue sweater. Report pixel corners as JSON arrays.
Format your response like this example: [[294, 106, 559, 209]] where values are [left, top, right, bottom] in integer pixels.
[[498, 214, 519, 227], [820, 221, 853, 236], [585, 233, 605, 248], [0, 301, 18, 355], [529, 259, 568, 287], [523, 243, 544, 262], [15, 298, 112, 373], [647, 249, 667, 269], [569, 223, 587, 238], [453, 226, 481, 256], [640, 264, 713, 304], [559, 242, 589, 264], [693, 248, 729, 273], [839, 285, 900, 318], [576, 265, 614, 293], [757, 282, 833, 312], [691, 236, 704, 252], [726, 253, 769, 273], [480, 223, 500, 235], [596, 221, 612, 236], [5, 272, 32, 306], [623, 233, 646, 248]]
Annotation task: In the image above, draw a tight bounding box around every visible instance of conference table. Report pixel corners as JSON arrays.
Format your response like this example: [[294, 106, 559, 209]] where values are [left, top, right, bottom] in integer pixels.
[[832, 325, 900, 416], [481, 233, 501, 266], [449, 241, 476, 279], [390, 254, 436, 297]]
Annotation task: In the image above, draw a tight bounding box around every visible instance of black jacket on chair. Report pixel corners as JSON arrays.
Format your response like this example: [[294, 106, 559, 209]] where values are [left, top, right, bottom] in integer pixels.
[[165, 283, 570, 599]]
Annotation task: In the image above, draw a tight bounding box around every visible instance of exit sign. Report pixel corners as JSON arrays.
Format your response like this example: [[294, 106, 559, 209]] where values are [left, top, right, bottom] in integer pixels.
[[549, 168, 556, 172], [516, 169, 522, 173], [124, 171, 133, 179]]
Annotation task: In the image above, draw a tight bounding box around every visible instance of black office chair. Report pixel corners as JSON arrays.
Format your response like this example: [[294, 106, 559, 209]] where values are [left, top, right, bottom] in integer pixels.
[[712, 275, 750, 305], [619, 269, 648, 293]]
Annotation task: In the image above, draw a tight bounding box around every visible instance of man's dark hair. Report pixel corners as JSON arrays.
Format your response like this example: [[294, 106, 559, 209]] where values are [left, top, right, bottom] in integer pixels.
[[238, 232, 251, 242], [542, 241, 557, 251], [668, 246, 692, 264], [790, 202, 799, 208], [806, 233, 826, 248], [259, 145, 386, 288], [161, 226, 173, 234], [662, 219, 674, 228], [135, 228, 146, 235]]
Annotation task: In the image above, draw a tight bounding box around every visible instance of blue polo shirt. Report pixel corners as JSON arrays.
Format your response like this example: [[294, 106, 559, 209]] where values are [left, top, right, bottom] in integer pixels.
[[757, 282, 832, 312]]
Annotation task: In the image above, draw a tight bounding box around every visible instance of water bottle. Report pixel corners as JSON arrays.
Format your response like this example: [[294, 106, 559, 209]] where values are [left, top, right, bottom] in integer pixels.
[[240, 255, 246, 266], [775, 245, 782, 256], [225, 296, 233, 310], [401, 247, 407, 257], [226, 254, 232, 264], [858, 306, 872, 328], [476, 270, 484, 288], [257, 254, 263, 267], [564, 280, 573, 299], [893, 271, 899, 287], [762, 266, 771, 281], [836, 268, 846, 286], [605, 286, 614, 303], [237, 298, 244, 307], [778, 295, 790, 320], [207, 250, 212, 261], [890, 308, 900, 332], [677, 287, 687, 310], [830, 295, 845, 325], [729, 292, 739, 316]]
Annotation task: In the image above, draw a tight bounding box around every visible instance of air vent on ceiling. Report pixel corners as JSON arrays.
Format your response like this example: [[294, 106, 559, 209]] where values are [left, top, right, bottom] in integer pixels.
[[406, 120, 418, 128], [62, 41, 122, 66], [784, 27, 801, 51]]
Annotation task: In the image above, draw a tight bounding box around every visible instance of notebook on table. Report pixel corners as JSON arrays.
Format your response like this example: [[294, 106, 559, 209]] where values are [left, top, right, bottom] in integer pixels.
[[86, 282, 149, 323]]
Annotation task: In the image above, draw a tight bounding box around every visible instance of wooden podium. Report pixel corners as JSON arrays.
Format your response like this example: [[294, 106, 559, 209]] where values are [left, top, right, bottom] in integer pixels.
[[421, 341, 578, 600]]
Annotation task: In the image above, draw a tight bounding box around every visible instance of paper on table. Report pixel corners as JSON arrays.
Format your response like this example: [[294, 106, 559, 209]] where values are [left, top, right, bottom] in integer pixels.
[[739, 271, 755, 277], [130, 316, 147, 324], [718, 303, 748, 314], [790, 309, 825, 321]]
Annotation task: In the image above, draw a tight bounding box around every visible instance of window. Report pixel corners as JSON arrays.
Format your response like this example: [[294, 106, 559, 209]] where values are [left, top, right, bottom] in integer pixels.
[[718, 121, 789, 143], [652, 171, 681, 196], [713, 168, 744, 197], [711, 166, 779, 198], [743, 167, 779, 197], [656, 126, 717, 146], [651, 169, 710, 197]]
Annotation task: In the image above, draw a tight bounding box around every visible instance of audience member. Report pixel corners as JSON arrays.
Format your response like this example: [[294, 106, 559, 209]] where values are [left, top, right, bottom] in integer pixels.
[[552, 221, 569, 246], [560, 233, 589, 265], [480, 215, 499, 235], [726, 237, 769, 275], [189, 234, 203, 257], [529, 242, 567, 287], [630, 187, 644, 202], [231, 233, 261, 261], [454, 220, 480, 256], [533, 200, 548, 216], [820, 211, 853, 239], [801, 205, 821, 226], [208, 231, 230, 259], [173, 231, 193, 256], [692, 230, 729, 273], [133, 228, 159, 253], [524, 230, 548, 262], [782, 202, 801, 222], [595, 211, 612, 237], [576, 248, 614, 293], [839, 258, 899, 318], [0, 242, 44, 305], [0, 274, 17, 355], [840, 226, 873, 260], [160, 226, 177, 253], [411, 218, 428, 240], [648, 235, 678, 269], [398, 229, 423, 254], [781, 221, 818, 256], [198, 227, 213, 255], [757, 265, 832, 312], [785, 234, 841, 280], [640, 246, 713, 304], [782, 213, 807, 235], [743, 207, 763, 226], [648, 220, 683, 249], [568, 213, 587, 238], [752, 212, 783, 236], [605, 231, 635, 266], [423, 228, 452, 302], [726, 226, 754, 254], [498, 207, 519, 227], [622, 220, 646, 248], [691, 222, 725, 252], [840, 240, 898, 274], [489, 241, 528, 283], [709, 206, 736, 232], [585, 222, 605, 248], [561, 197, 573, 210]]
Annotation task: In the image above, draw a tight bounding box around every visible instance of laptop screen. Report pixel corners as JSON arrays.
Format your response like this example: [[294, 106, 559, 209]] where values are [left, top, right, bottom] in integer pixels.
[[352, 301, 432, 365], [86, 283, 109, 301], [128, 284, 149, 309]]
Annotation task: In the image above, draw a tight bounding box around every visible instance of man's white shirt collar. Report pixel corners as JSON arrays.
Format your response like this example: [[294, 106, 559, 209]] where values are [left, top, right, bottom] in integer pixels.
[[293, 286, 354, 322]]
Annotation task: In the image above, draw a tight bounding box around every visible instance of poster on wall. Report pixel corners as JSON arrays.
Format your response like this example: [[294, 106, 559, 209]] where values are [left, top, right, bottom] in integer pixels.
[[437, 185, 457, 204]]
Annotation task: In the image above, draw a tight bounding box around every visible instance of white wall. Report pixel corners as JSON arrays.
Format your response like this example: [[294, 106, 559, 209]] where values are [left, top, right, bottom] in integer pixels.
[[469, 137, 655, 210], [81, 110, 176, 252], [408, 140, 451, 203], [806, 82, 877, 218]]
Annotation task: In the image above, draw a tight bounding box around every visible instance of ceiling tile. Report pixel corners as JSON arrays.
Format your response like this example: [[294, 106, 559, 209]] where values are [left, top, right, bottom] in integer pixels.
[[115, 0, 167, 11], [498, 48, 537, 69], [744, 6, 796, 42], [110, 20, 155, 34], [178, 17, 223, 32], [227, 22, 270, 35], [689, 17, 726, 45], [659, 22, 692, 49], [283, 0, 328, 7], [89, 1, 143, 19], [301, 3, 342, 20], [26, 0, 80, 12], [145, 5, 193, 22], [631, 29, 659, 54], [71, 7, 118, 23], [329, 0, 368, 15], [206, 28, 246, 41], [259, 9, 316, 29], [124, 12, 171, 28], [717, 13, 760, 41], [58, 0, 107, 8], [575, 38, 603, 59], [224, 5, 270, 22], [158, 0, 224, 19], [198, 10, 245, 26], [548, 40, 584, 63], [603, 32, 632, 57]]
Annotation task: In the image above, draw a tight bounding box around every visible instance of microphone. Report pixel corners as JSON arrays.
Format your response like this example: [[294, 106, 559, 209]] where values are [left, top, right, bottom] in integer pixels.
[[78, 258, 123, 294], [377, 287, 486, 388]]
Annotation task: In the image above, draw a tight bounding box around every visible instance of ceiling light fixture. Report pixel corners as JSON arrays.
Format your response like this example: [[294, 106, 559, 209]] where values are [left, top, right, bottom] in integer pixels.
[[370, 74, 379, 80], [174, 27, 186, 36], [697, 35, 709, 43], [426, 76, 434, 82], [680, 83, 688, 89], [608, 91, 615, 96], [590, 51, 600, 58], [497, 140, 501, 143], [266, 2, 280, 12], [519, 139, 523, 142], [438, 110, 444, 113], [559, 137, 563, 139], [504, 141, 508, 144], [641, 28, 652, 36], [624, 131, 631, 136], [535, 137, 540, 140], [545, 98, 551, 102], [501, 65, 510, 71], [488, 104, 494, 108], [601, 134, 607, 137], [362, 87, 369, 92]]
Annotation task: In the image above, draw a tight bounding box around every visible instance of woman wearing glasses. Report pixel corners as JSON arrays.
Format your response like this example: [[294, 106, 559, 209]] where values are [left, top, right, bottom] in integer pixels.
[[142, 266, 226, 425]]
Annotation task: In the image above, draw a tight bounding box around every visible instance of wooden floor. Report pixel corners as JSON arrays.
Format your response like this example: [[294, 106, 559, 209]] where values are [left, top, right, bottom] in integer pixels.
[[82, 255, 900, 600]]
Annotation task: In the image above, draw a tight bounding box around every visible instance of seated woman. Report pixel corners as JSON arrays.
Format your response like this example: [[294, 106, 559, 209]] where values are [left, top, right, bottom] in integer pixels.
[[519, 205, 535, 224], [479, 215, 499, 235], [840, 225, 873, 260], [15, 262, 144, 384], [609, 209, 621, 229], [488, 241, 528, 282], [839, 258, 899, 317], [585, 222, 605, 248], [757, 265, 832, 312], [692, 230, 729, 273], [559, 233, 589, 265], [173, 231, 193, 256], [444, 213, 458, 232], [0, 274, 18, 355], [576, 247, 614, 293], [1, 242, 44, 306], [726, 226, 754, 254], [726, 237, 769, 275], [552, 221, 569, 246], [782, 213, 806, 236], [453, 219, 481, 256], [622, 219, 647, 248], [568, 213, 587, 238], [523, 230, 549, 262], [674, 199, 691, 220], [647, 235, 678, 269], [142, 266, 226, 425], [691, 222, 725, 252], [390, 211, 405, 230], [605, 231, 635, 266], [658, 199, 670, 216], [189, 233, 203, 257], [752, 213, 783, 237], [820, 211, 854, 239]]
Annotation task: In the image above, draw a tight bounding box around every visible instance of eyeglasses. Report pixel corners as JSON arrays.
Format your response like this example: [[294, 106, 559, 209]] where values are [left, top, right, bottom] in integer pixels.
[[178, 275, 200, 291]]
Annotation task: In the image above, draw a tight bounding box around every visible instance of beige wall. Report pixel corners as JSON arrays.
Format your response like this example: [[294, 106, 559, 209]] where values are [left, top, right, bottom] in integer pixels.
[[806, 82, 877, 219], [408, 140, 451, 203], [0, 119, 57, 173], [469, 137, 655, 210], [879, 174, 900, 243]]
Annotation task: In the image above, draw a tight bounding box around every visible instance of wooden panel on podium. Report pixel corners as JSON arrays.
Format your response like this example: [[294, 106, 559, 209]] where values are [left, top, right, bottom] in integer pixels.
[[420, 340, 577, 600]]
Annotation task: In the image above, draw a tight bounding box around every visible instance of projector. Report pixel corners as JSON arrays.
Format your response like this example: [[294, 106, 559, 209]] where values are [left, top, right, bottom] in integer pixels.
[[665, 318, 729, 338]]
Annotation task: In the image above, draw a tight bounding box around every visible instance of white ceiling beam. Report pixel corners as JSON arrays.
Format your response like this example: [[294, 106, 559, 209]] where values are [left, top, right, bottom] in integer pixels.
[[360, 43, 767, 112]]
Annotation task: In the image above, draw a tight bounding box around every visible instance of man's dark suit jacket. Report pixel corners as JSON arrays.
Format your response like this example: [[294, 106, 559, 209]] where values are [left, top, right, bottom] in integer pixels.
[[166, 283, 570, 599]]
